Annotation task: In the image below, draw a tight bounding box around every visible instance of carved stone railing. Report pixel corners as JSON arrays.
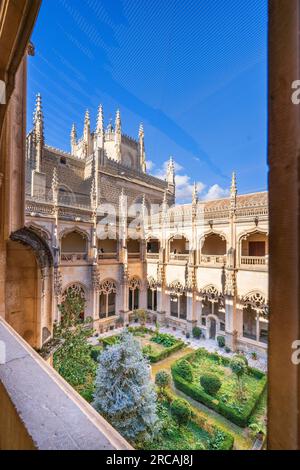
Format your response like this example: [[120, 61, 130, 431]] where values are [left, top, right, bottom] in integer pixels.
[[61, 252, 87, 263], [0, 318, 131, 450], [169, 253, 189, 261], [200, 254, 226, 265], [240, 255, 268, 266], [146, 252, 159, 260], [128, 252, 141, 259], [98, 252, 118, 260]]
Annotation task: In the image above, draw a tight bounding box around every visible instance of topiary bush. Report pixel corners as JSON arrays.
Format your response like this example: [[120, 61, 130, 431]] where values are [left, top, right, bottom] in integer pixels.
[[174, 359, 193, 382], [192, 326, 202, 339], [170, 398, 192, 427], [155, 370, 171, 394], [200, 373, 222, 396], [217, 335, 225, 348]]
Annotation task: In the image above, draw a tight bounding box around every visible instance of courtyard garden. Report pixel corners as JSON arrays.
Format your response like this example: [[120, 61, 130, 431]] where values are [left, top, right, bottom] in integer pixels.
[[171, 348, 267, 427], [50, 296, 266, 450]]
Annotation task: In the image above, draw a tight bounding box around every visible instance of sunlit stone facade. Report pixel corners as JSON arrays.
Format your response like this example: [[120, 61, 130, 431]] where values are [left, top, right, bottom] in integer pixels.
[[25, 95, 268, 356]]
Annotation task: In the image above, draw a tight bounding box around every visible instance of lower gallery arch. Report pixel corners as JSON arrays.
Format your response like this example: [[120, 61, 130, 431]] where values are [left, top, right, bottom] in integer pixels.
[[5, 227, 53, 349], [147, 276, 158, 311], [98, 279, 117, 319], [199, 285, 225, 334], [128, 276, 141, 311], [168, 280, 187, 320], [241, 291, 268, 344]]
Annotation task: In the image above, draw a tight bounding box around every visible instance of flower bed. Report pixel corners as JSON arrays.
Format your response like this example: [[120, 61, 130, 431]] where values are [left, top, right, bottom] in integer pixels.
[[100, 328, 185, 363], [171, 349, 267, 428]]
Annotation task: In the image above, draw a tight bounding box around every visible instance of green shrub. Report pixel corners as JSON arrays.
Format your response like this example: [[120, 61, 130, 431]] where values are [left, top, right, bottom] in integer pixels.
[[225, 346, 231, 353], [234, 353, 248, 366], [217, 335, 225, 348], [100, 335, 120, 347], [155, 370, 171, 393], [151, 332, 177, 348], [200, 374, 222, 396], [251, 351, 258, 360], [174, 359, 193, 382], [230, 356, 247, 378], [192, 326, 202, 339], [170, 398, 192, 427], [90, 346, 102, 362]]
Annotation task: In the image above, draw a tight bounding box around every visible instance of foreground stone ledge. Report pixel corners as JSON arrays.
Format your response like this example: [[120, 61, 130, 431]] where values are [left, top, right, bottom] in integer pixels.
[[0, 318, 132, 450]]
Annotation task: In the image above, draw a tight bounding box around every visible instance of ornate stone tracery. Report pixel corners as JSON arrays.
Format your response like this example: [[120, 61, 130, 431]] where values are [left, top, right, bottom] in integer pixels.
[[10, 227, 53, 270], [99, 279, 117, 294], [199, 284, 221, 303], [242, 290, 268, 317], [147, 276, 157, 290], [62, 283, 86, 302], [168, 280, 185, 296], [129, 276, 141, 291]]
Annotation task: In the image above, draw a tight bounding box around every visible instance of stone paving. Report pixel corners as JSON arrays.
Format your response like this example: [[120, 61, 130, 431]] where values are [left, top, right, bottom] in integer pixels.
[[89, 322, 267, 373]]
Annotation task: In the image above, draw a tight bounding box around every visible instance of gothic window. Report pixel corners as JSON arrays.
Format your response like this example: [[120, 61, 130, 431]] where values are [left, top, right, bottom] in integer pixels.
[[61, 284, 86, 323], [129, 277, 141, 311], [99, 280, 117, 319], [242, 291, 268, 344], [169, 281, 186, 319], [147, 277, 157, 311]]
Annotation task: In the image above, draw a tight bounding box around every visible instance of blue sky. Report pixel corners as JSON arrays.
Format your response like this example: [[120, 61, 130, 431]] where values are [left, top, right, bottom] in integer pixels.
[[27, 0, 268, 203]]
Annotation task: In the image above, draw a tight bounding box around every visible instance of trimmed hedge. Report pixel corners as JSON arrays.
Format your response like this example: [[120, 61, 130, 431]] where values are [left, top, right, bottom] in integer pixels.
[[146, 339, 185, 363], [171, 349, 267, 428], [100, 335, 120, 347]]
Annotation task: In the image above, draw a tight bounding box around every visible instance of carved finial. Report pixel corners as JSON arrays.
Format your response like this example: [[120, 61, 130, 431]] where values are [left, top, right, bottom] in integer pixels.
[[52, 167, 59, 205], [192, 182, 198, 205], [139, 123, 146, 173], [70, 123, 77, 154], [167, 156, 175, 189], [90, 177, 97, 210], [84, 109, 90, 140], [231, 171, 237, 197], [115, 109, 121, 160], [33, 93, 44, 172], [96, 104, 104, 134], [115, 109, 121, 133]]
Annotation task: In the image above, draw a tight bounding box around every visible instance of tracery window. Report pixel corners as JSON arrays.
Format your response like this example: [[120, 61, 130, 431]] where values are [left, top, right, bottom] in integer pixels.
[[129, 276, 141, 311], [147, 277, 157, 311], [99, 280, 117, 319], [169, 281, 187, 319], [242, 291, 268, 344]]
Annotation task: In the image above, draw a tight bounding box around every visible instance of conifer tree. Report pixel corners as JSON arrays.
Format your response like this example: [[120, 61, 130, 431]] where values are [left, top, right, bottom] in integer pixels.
[[93, 330, 159, 444]]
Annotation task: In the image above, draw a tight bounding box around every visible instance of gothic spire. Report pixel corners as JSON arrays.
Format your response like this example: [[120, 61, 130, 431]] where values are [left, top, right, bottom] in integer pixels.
[[230, 171, 237, 212], [70, 123, 77, 154], [139, 123, 146, 173], [96, 104, 104, 134], [83, 109, 90, 141], [33, 93, 44, 172], [115, 109, 121, 160], [167, 156, 175, 189], [52, 167, 59, 206], [192, 182, 198, 205]]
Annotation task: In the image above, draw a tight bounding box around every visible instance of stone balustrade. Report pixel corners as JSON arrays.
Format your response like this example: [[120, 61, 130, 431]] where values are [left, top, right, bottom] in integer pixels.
[[200, 254, 226, 265], [61, 252, 87, 262], [240, 255, 268, 266], [0, 318, 131, 450]]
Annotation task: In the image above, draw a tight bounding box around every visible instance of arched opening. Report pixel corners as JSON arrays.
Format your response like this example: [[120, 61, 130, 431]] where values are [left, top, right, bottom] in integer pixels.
[[61, 230, 87, 262], [147, 277, 157, 311], [201, 233, 226, 264], [97, 239, 117, 259], [242, 292, 268, 344], [127, 238, 141, 259], [169, 281, 187, 319], [99, 280, 117, 319], [5, 228, 53, 349], [240, 231, 268, 266], [61, 284, 86, 323], [147, 238, 160, 254], [128, 277, 141, 311], [209, 317, 217, 339], [169, 236, 189, 260]]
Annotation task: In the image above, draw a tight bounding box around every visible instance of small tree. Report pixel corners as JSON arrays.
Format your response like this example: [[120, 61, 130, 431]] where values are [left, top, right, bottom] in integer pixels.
[[53, 292, 96, 401], [192, 326, 202, 339], [170, 398, 192, 427], [175, 359, 193, 382], [230, 357, 247, 400], [93, 330, 159, 444], [155, 370, 171, 396], [200, 373, 222, 396]]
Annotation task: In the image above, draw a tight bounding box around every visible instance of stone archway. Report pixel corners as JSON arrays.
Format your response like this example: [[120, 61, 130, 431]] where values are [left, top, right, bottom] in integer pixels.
[[206, 314, 219, 340], [5, 227, 53, 348]]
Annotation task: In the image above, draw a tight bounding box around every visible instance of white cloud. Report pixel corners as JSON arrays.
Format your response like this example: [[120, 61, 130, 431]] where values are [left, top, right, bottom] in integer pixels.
[[145, 160, 155, 171], [203, 184, 229, 200], [150, 158, 229, 204]]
